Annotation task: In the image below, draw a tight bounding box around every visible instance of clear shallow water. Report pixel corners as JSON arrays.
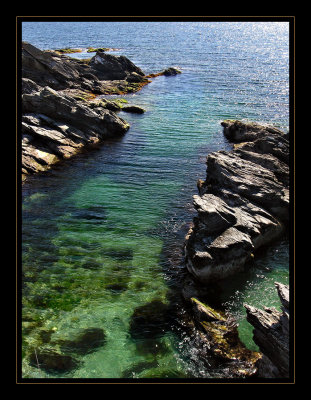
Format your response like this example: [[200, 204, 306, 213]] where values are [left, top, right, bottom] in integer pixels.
[[21, 21, 289, 379]]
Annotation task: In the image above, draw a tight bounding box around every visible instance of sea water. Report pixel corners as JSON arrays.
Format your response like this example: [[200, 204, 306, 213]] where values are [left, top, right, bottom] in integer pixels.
[[21, 21, 290, 379]]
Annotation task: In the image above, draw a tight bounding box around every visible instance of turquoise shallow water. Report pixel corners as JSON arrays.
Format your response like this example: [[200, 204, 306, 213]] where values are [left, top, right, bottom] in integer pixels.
[[21, 21, 289, 379]]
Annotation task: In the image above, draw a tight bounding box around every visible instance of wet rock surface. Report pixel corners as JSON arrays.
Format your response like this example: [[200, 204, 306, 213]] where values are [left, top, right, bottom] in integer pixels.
[[184, 120, 289, 283], [21, 84, 130, 177], [245, 282, 290, 378], [177, 296, 261, 378]]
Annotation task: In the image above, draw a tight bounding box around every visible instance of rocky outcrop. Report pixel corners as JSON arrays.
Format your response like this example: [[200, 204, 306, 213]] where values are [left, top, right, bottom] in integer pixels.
[[22, 41, 148, 94], [184, 120, 289, 283], [21, 86, 130, 175], [21, 42, 181, 179], [244, 282, 290, 378]]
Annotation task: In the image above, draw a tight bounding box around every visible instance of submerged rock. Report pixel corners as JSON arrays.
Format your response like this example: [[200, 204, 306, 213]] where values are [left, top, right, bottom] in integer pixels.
[[121, 359, 158, 378], [129, 299, 171, 339], [59, 327, 106, 355], [184, 120, 289, 283], [244, 282, 290, 378], [29, 349, 80, 373]]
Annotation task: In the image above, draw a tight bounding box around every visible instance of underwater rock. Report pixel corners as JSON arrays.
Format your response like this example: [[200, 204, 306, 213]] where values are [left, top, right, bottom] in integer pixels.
[[71, 205, 107, 222], [81, 260, 103, 270], [121, 359, 158, 378], [29, 349, 80, 373], [105, 283, 128, 293], [184, 120, 289, 283], [244, 282, 289, 378], [129, 299, 171, 339], [135, 338, 169, 357], [139, 367, 189, 379], [59, 327, 106, 355], [101, 248, 133, 261]]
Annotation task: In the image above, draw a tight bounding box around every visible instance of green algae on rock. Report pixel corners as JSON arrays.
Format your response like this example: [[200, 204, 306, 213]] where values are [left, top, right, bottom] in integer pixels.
[[54, 48, 83, 54], [189, 297, 261, 376]]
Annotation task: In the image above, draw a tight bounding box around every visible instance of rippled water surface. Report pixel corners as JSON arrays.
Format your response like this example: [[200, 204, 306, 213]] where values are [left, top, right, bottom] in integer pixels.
[[21, 21, 289, 379]]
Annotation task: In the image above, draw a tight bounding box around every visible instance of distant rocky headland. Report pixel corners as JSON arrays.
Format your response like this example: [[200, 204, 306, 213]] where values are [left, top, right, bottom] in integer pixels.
[[21, 42, 181, 180]]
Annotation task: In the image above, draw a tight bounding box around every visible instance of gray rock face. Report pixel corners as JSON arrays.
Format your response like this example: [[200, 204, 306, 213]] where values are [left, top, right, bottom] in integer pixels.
[[20, 42, 178, 178], [184, 120, 289, 283], [22, 41, 146, 93], [244, 282, 290, 378], [20, 42, 154, 178], [89, 51, 145, 81], [21, 86, 129, 175]]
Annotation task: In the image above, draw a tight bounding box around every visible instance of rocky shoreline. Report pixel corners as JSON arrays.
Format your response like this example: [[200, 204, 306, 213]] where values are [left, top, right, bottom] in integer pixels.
[[182, 119, 290, 378], [21, 42, 181, 180], [184, 120, 289, 283], [20, 42, 291, 379]]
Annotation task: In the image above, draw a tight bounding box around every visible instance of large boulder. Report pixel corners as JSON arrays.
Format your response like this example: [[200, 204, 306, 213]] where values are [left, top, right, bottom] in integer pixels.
[[22, 41, 83, 91], [89, 50, 145, 81]]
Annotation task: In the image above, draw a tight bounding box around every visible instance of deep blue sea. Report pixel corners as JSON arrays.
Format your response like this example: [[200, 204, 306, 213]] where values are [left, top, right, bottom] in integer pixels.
[[21, 21, 290, 379]]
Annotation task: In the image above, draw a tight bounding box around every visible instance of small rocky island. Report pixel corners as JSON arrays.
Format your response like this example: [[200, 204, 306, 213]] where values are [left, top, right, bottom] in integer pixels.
[[182, 119, 290, 378], [21, 42, 181, 180]]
